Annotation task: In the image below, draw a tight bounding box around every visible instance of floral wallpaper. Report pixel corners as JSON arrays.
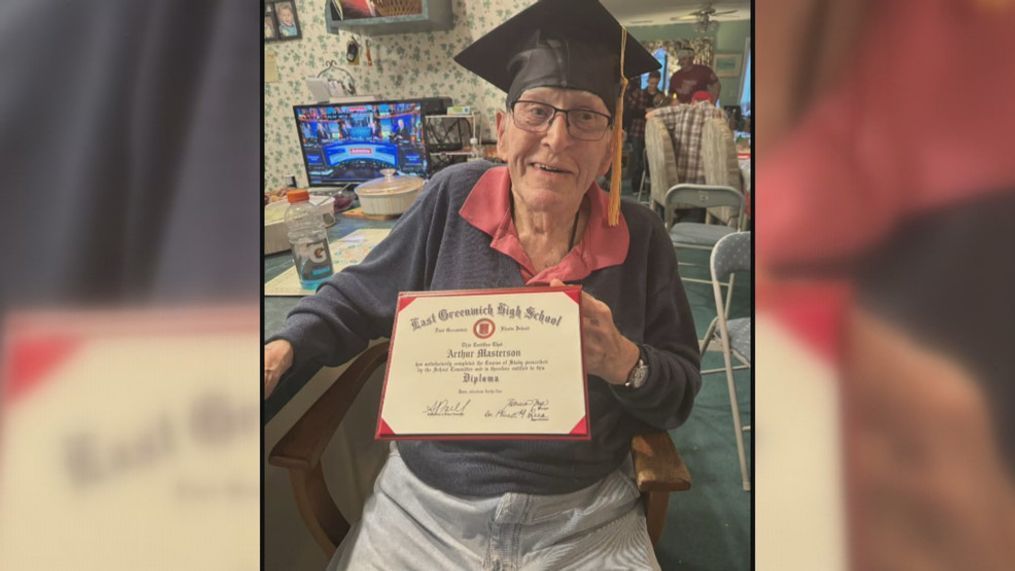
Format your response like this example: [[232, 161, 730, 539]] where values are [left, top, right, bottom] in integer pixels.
[[264, 0, 537, 189]]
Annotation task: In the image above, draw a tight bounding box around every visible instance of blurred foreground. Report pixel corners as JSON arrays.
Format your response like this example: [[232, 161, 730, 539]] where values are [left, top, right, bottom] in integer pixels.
[[0, 1, 259, 569], [757, 0, 1015, 569], [1, 309, 259, 569]]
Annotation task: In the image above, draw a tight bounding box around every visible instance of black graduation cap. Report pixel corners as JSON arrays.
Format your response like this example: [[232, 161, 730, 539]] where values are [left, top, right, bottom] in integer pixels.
[[454, 0, 660, 115]]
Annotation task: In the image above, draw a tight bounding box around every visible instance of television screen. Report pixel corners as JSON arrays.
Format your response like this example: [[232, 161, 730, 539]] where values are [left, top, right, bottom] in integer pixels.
[[294, 101, 428, 185]]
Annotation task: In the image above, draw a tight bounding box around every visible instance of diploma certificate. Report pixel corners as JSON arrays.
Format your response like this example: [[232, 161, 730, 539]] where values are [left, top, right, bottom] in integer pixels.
[[376, 286, 589, 440]]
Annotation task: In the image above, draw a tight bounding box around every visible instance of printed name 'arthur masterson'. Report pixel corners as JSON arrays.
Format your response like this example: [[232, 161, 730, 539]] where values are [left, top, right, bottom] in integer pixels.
[[447, 348, 522, 358]]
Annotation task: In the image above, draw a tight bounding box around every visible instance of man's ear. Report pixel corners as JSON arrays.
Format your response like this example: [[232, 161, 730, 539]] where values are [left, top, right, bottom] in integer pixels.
[[495, 110, 508, 160]]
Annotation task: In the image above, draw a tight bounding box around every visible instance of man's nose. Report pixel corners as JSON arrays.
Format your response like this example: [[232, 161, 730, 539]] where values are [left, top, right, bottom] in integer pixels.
[[543, 112, 573, 147]]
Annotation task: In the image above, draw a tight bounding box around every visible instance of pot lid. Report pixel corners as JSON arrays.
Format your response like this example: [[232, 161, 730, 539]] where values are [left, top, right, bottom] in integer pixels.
[[357, 168, 425, 195]]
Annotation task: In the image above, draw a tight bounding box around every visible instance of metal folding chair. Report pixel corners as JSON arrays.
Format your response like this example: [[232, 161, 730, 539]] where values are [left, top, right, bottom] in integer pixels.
[[665, 184, 744, 346], [701, 231, 752, 491]]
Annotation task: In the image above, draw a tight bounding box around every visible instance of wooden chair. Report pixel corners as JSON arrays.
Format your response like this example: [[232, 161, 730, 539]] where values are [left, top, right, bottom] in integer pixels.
[[269, 341, 692, 556]]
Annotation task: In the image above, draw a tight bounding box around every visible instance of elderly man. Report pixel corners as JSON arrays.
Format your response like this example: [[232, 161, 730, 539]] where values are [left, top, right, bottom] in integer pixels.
[[669, 46, 721, 104], [264, 1, 700, 569]]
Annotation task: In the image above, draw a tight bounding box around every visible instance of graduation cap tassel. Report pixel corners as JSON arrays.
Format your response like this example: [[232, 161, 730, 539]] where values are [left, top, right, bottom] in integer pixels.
[[607, 28, 628, 227]]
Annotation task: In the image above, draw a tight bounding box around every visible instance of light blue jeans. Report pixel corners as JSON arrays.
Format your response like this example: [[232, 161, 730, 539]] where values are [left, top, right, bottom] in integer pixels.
[[328, 444, 660, 570]]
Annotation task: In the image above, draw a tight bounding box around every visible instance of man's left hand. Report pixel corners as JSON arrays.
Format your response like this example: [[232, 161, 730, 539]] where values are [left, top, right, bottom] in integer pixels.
[[549, 279, 639, 385]]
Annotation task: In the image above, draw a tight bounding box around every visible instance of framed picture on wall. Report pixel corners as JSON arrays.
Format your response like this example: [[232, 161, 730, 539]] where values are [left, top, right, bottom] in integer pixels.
[[264, 12, 278, 41], [265, 1, 301, 42], [264, 4, 277, 42], [714, 53, 743, 78]]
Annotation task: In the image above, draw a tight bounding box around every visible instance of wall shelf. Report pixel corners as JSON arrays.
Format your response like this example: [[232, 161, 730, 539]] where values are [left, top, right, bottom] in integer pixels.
[[325, 0, 453, 36]]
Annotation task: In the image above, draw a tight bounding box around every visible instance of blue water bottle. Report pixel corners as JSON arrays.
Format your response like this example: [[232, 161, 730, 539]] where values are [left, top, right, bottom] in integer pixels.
[[284, 190, 334, 290]]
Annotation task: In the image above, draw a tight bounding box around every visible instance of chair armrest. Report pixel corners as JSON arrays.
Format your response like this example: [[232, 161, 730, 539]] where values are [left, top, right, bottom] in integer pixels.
[[632, 432, 692, 492], [269, 341, 390, 471]]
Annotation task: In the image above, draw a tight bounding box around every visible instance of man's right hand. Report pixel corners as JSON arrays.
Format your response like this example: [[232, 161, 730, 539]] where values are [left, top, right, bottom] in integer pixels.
[[264, 339, 294, 399]]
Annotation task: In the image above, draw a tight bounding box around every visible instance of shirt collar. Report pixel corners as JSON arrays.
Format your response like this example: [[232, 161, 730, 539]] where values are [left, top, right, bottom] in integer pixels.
[[459, 166, 630, 284]]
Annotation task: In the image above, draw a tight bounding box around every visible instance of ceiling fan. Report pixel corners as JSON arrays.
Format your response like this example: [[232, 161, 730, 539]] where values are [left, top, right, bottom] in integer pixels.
[[673, 2, 739, 32]]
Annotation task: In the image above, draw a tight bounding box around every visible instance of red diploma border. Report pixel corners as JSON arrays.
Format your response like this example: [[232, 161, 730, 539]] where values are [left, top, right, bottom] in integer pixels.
[[376, 286, 590, 440]]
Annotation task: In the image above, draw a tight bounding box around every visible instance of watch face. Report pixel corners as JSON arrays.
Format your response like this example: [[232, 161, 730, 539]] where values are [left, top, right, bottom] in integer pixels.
[[628, 359, 648, 388]]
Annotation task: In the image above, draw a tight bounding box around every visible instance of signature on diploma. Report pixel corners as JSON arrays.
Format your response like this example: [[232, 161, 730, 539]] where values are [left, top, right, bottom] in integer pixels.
[[486, 398, 550, 421], [422, 399, 472, 417]]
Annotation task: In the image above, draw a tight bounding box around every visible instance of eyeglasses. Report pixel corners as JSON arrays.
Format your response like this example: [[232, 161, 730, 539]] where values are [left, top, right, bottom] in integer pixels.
[[509, 100, 613, 141]]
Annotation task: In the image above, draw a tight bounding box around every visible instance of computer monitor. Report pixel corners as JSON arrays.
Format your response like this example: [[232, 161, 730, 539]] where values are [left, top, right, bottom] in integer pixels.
[[293, 100, 429, 185]]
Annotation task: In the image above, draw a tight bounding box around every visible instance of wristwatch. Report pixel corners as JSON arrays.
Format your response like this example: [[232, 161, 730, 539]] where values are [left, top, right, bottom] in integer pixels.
[[623, 347, 649, 389]]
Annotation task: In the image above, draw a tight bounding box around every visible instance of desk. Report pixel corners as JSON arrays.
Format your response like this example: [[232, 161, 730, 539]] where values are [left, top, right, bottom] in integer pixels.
[[264, 215, 396, 421], [264, 214, 396, 570]]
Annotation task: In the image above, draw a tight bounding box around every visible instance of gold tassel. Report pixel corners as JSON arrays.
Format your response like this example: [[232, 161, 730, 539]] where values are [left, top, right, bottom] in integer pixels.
[[607, 28, 628, 226]]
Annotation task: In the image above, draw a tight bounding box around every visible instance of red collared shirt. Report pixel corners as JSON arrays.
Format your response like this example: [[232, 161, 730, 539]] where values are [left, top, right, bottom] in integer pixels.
[[458, 166, 630, 284]]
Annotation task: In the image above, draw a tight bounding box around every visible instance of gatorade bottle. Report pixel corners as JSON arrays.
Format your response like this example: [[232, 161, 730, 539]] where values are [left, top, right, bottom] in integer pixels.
[[285, 190, 334, 290]]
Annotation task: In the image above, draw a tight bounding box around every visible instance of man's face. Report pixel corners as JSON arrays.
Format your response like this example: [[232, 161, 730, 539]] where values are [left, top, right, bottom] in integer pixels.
[[677, 51, 693, 67], [648, 76, 660, 90], [495, 87, 614, 215]]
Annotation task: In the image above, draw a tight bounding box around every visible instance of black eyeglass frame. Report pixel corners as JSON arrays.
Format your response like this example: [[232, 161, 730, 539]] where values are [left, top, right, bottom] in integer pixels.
[[508, 100, 614, 141]]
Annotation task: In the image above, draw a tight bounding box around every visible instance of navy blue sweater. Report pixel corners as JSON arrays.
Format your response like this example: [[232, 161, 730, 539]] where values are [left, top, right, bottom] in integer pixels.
[[269, 161, 701, 496]]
